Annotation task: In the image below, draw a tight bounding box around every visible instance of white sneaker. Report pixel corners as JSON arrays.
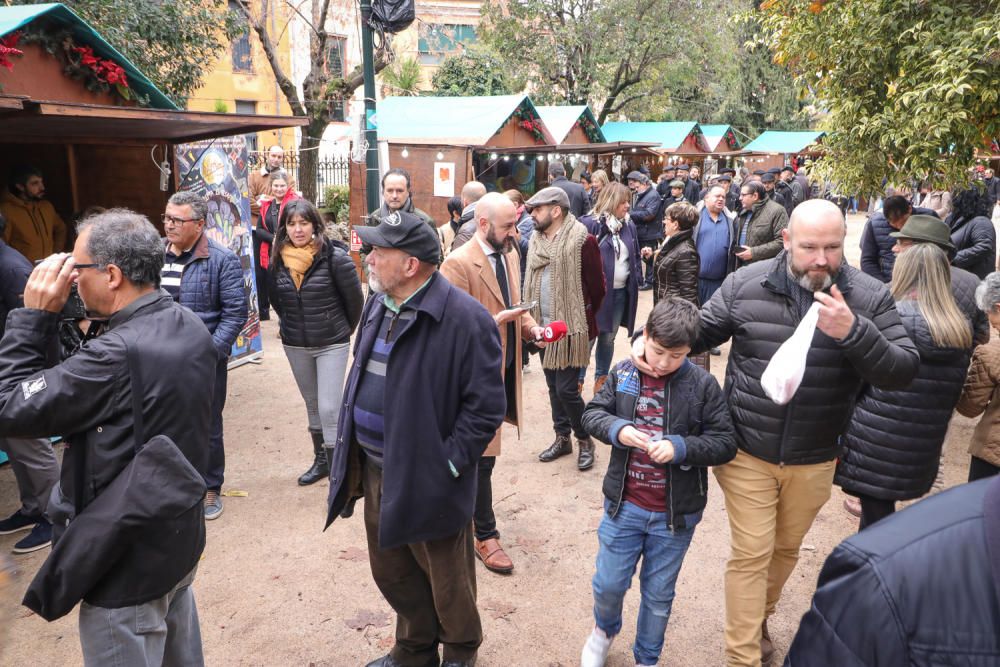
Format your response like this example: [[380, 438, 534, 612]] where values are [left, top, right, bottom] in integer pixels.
[[581, 626, 613, 667]]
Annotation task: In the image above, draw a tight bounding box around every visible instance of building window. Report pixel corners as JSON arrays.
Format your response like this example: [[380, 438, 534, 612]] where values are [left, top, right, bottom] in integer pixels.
[[418, 24, 476, 65], [235, 100, 258, 152], [230, 0, 253, 73]]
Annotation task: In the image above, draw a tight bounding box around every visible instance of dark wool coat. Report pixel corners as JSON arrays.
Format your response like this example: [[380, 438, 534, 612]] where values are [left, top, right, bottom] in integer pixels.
[[693, 253, 920, 465], [835, 300, 973, 500], [580, 213, 641, 336], [324, 273, 505, 549]]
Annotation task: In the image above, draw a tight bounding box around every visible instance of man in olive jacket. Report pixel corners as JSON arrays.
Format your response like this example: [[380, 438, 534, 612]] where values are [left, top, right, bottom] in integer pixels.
[[0, 210, 216, 665], [732, 181, 789, 271]]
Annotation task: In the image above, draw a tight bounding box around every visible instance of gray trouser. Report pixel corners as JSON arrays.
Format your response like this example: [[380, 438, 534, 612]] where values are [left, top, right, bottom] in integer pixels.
[[283, 342, 350, 446], [79, 567, 203, 667], [0, 437, 59, 517]]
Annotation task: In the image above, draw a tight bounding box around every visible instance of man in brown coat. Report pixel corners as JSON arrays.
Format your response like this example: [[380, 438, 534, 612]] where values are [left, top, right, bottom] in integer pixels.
[[440, 192, 545, 574]]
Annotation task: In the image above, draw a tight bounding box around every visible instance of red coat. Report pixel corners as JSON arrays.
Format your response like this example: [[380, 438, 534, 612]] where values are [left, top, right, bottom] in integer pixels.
[[257, 190, 299, 269]]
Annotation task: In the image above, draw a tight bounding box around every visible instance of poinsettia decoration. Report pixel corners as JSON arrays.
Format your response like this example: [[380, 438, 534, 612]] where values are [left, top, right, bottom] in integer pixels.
[[513, 106, 547, 143], [0, 32, 24, 71], [17, 24, 148, 106], [573, 116, 603, 143]]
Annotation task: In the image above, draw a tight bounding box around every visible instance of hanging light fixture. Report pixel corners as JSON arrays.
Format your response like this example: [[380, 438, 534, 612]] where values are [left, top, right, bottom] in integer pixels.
[[436, 151, 444, 160], [519, 155, 525, 161], [401, 148, 409, 158], [490, 152, 498, 160]]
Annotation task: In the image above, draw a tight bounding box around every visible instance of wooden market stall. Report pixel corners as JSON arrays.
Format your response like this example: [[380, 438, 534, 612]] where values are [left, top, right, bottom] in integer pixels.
[[600, 121, 710, 178], [348, 94, 557, 226], [740, 131, 826, 173], [0, 3, 305, 236], [697, 124, 743, 175]]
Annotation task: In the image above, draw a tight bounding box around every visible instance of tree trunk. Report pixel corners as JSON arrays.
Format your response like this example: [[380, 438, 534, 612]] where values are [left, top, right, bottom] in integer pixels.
[[297, 117, 327, 203]]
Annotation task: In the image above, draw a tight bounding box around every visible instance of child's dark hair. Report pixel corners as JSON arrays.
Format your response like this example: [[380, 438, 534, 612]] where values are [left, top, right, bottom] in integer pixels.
[[646, 297, 700, 349]]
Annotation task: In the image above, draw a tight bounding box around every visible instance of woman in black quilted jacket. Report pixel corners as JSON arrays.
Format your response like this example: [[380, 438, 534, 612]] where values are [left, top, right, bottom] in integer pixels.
[[836, 243, 974, 529], [268, 199, 363, 486]]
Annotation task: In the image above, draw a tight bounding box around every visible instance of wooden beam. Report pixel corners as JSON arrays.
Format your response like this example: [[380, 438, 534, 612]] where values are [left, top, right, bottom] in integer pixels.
[[66, 144, 80, 213]]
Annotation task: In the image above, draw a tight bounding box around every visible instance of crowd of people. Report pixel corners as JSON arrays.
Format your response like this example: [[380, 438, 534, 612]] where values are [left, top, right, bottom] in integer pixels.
[[1, 152, 999, 667]]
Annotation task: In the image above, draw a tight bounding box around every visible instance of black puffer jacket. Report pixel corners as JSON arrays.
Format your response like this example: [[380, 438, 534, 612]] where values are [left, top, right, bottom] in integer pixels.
[[835, 300, 973, 501], [652, 229, 699, 306], [694, 253, 920, 465], [582, 359, 736, 530], [952, 265, 991, 345], [268, 240, 364, 348], [948, 214, 996, 279]]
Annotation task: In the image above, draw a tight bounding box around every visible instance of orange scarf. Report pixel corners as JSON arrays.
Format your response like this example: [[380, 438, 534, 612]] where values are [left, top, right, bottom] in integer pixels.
[[280, 244, 317, 290]]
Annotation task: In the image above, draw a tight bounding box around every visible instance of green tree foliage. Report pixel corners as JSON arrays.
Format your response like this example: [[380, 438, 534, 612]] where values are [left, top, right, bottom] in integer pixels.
[[380, 57, 423, 96], [431, 49, 511, 97], [479, 0, 803, 131], [15, 0, 241, 105], [758, 0, 1000, 192]]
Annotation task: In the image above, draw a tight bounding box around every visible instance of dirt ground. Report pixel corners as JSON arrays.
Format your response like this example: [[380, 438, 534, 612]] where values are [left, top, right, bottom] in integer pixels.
[[0, 213, 984, 666]]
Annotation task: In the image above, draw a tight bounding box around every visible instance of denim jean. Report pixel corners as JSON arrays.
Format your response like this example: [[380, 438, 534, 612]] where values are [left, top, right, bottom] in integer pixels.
[[593, 288, 628, 380], [592, 500, 697, 665], [205, 356, 227, 492]]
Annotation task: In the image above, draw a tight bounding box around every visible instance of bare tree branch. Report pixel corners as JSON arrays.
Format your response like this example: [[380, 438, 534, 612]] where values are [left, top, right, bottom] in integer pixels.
[[237, 0, 306, 117]]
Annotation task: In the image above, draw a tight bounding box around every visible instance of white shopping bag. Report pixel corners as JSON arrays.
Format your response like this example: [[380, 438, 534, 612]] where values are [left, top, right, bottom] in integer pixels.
[[760, 302, 820, 405]]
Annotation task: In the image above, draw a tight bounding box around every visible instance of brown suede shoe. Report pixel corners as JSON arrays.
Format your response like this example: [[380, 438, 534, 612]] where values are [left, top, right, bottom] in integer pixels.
[[474, 537, 514, 574], [761, 619, 775, 666], [843, 497, 862, 518]]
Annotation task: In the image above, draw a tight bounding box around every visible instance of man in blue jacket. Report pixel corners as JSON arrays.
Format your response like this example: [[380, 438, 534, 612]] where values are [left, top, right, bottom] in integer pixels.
[[627, 171, 664, 291], [859, 194, 938, 283], [785, 476, 1000, 665], [326, 210, 505, 667], [161, 191, 247, 520]]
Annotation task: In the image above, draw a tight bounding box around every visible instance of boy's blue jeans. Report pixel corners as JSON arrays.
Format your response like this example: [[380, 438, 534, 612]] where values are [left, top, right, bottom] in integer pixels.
[[592, 500, 696, 665]]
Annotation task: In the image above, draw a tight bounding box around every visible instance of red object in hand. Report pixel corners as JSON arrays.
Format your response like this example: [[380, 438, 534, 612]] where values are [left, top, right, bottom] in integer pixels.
[[541, 321, 568, 343]]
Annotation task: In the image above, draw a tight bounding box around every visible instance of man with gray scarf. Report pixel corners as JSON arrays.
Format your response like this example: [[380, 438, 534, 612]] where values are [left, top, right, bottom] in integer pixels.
[[523, 187, 606, 471]]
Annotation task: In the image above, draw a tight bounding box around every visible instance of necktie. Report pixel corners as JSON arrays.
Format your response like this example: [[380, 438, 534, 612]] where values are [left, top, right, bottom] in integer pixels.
[[494, 252, 515, 367]]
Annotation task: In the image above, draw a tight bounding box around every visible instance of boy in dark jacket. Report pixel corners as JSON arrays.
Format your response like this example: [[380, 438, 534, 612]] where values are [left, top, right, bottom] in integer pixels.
[[579, 298, 736, 667]]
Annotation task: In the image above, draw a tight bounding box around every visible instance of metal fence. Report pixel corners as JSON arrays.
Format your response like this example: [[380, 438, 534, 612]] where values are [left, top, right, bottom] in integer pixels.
[[246, 153, 351, 207]]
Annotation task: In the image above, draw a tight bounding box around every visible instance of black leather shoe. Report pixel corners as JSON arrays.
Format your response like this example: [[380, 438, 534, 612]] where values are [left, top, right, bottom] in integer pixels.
[[577, 437, 595, 470], [710, 347, 721, 356], [441, 660, 476, 667], [365, 654, 440, 667], [538, 435, 572, 462]]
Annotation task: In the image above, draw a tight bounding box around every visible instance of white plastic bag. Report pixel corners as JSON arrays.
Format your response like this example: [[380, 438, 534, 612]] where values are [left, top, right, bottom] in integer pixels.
[[760, 302, 820, 405]]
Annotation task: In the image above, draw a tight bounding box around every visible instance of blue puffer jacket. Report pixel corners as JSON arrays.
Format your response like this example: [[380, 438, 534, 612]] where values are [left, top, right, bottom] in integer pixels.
[[167, 234, 247, 357], [0, 240, 31, 338], [859, 207, 939, 283]]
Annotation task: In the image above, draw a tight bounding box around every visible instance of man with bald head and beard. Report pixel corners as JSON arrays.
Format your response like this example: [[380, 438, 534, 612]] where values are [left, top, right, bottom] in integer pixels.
[[441, 193, 546, 575], [633, 199, 919, 666]]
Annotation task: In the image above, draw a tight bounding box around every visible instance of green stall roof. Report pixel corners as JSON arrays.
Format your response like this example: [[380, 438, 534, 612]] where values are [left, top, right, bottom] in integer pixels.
[[601, 121, 705, 151], [375, 95, 556, 145], [743, 131, 824, 154], [0, 3, 177, 110], [699, 124, 740, 151], [535, 105, 605, 144]]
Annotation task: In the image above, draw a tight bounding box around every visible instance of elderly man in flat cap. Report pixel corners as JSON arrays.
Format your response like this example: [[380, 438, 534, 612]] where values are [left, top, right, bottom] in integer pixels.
[[627, 170, 663, 291], [325, 210, 506, 667], [523, 186, 606, 470]]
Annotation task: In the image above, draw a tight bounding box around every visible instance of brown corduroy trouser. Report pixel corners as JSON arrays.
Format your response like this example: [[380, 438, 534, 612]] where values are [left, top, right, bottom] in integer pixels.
[[363, 462, 482, 666]]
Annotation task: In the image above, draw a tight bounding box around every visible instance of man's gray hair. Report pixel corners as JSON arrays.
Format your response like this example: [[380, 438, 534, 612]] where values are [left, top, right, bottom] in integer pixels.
[[78, 209, 164, 287], [168, 190, 208, 221], [548, 161, 567, 178], [975, 272, 1000, 313]]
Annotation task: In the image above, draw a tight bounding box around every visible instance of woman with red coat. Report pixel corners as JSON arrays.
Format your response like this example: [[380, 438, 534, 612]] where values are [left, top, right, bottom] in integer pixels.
[[254, 171, 298, 320]]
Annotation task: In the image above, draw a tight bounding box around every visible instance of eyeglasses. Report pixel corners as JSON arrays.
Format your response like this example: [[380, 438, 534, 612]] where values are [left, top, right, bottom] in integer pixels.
[[161, 214, 201, 226], [74, 263, 103, 270]]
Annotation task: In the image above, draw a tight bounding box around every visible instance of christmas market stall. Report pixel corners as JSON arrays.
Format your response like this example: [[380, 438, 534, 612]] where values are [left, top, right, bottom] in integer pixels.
[[600, 121, 710, 178], [740, 130, 825, 173], [0, 3, 306, 365]]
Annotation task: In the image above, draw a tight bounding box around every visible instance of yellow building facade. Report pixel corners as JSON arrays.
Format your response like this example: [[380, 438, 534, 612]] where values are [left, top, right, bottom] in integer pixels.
[[390, 0, 484, 91], [186, 1, 297, 156]]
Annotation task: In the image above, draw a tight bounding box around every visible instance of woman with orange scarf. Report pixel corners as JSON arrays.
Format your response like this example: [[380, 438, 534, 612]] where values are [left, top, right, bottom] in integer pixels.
[[267, 199, 363, 485]]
